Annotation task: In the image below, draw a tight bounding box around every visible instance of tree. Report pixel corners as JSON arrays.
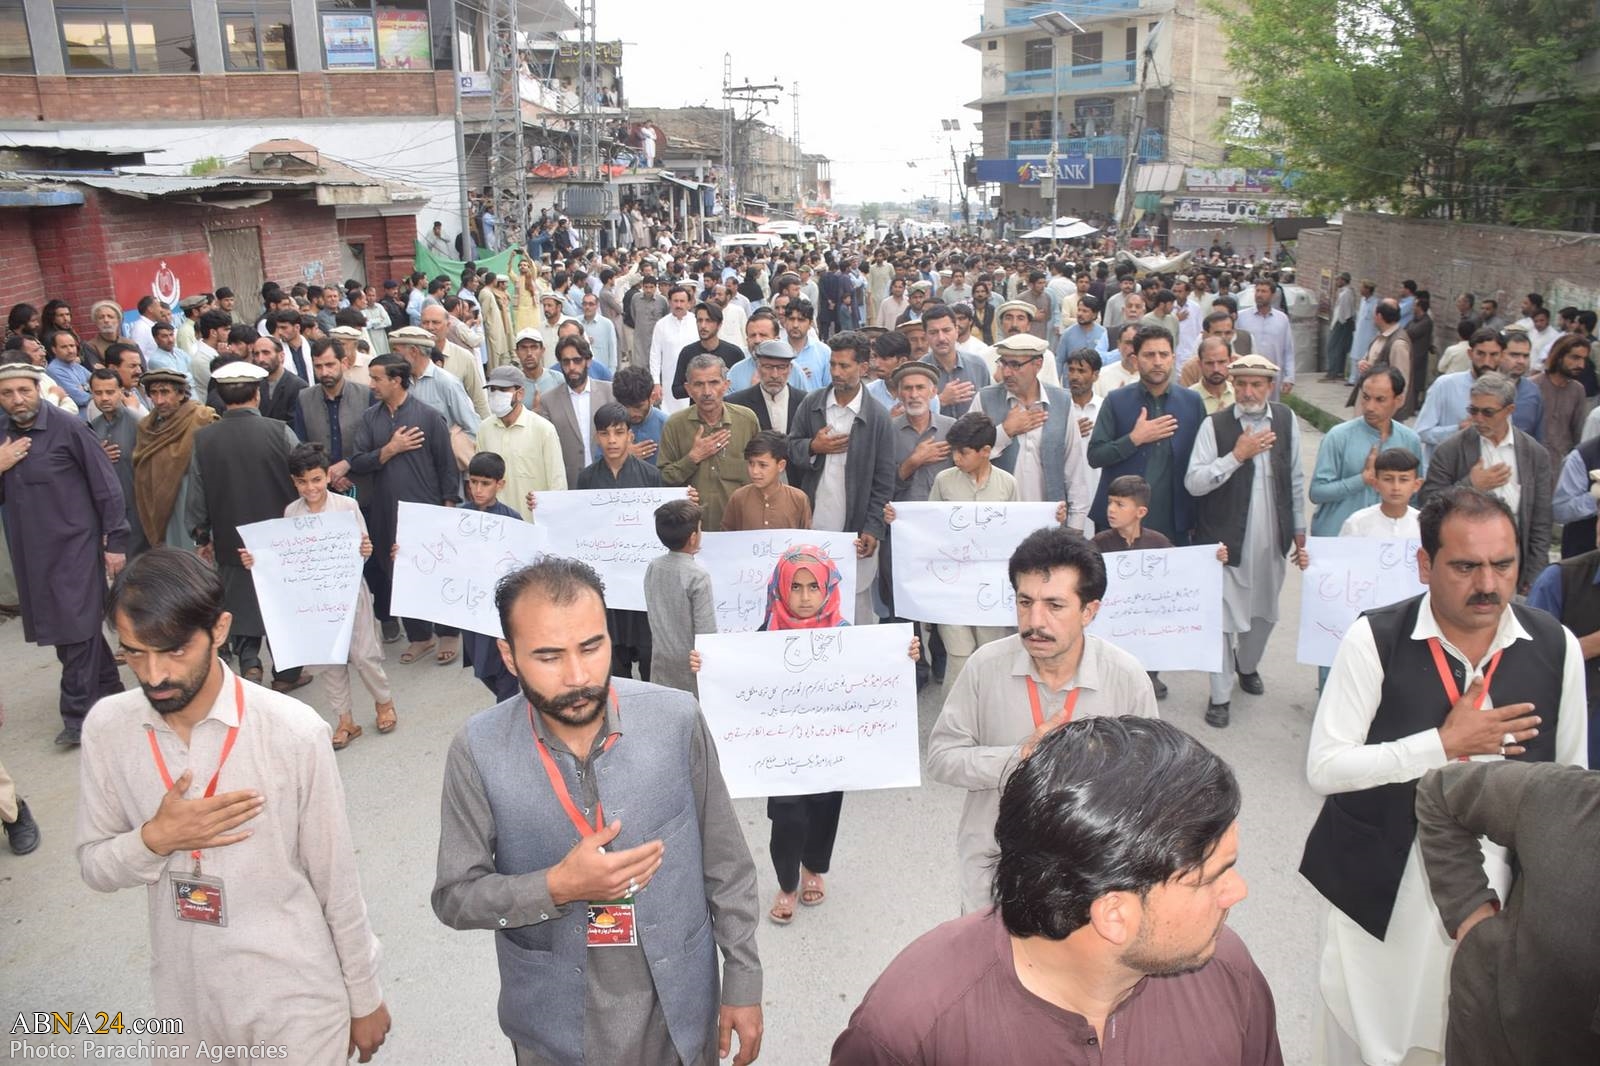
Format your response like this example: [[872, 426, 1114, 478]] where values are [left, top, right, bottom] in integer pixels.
[[1218, 0, 1600, 227], [860, 203, 881, 223]]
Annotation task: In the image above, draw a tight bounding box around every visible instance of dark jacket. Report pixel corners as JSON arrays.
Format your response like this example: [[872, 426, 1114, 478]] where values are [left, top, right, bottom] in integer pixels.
[[260, 370, 309, 425], [1421, 426, 1552, 590], [785, 386, 896, 540], [726, 383, 804, 433]]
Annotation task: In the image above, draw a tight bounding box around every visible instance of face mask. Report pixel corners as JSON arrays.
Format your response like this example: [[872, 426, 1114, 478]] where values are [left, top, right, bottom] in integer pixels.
[[487, 390, 516, 417]]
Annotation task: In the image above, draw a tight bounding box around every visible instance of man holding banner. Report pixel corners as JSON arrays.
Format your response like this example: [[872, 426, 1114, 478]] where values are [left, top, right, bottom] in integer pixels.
[[926, 528, 1156, 914], [1185, 354, 1307, 729]]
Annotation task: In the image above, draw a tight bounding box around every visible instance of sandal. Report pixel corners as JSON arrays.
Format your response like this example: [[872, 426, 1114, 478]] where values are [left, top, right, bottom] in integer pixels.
[[800, 872, 826, 907], [331, 721, 363, 750], [398, 639, 436, 664], [769, 891, 797, 925], [435, 634, 461, 666], [374, 701, 397, 734]]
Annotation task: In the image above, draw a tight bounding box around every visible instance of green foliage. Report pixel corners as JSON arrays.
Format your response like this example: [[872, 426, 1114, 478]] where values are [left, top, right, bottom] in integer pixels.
[[860, 202, 882, 223], [188, 155, 226, 176], [1216, 0, 1600, 227]]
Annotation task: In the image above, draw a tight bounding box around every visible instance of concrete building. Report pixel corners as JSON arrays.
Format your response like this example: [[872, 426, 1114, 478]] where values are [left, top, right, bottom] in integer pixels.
[[627, 105, 805, 222], [965, 0, 1242, 217]]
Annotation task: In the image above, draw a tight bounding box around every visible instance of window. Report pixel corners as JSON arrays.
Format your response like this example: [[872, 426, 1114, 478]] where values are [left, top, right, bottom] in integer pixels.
[[1023, 38, 1052, 71], [1126, 27, 1137, 62], [59, 0, 196, 74], [222, 1, 295, 71], [317, 0, 449, 71], [986, 39, 997, 51], [0, 0, 30, 73], [1071, 32, 1103, 69]]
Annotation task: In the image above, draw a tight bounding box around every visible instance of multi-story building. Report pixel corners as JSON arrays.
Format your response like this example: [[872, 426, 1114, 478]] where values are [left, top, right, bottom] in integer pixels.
[[965, 0, 1241, 216]]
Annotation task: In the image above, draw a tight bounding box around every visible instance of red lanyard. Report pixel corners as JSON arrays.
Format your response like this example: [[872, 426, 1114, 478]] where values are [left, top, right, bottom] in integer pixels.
[[1026, 676, 1080, 728], [1428, 638, 1502, 762], [530, 690, 622, 838], [146, 675, 245, 867]]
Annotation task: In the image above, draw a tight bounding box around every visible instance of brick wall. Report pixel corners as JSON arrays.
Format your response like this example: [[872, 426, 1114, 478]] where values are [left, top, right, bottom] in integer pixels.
[[1292, 212, 1600, 355], [0, 213, 46, 307], [338, 215, 418, 286], [2, 71, 452, 123]]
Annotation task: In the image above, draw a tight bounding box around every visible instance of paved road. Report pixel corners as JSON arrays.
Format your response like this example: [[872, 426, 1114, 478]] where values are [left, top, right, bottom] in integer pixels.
[[0, 418, 1333, 1065]]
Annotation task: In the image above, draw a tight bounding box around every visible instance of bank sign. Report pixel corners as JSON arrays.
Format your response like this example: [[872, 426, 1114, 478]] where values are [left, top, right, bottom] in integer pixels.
[[976, 156, 1122, 187]]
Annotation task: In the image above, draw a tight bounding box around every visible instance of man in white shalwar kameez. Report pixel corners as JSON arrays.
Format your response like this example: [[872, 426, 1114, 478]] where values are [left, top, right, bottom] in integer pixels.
[[1184, 354, 1307, 728], [77, 549, 391, 1065], [1300, 487, 1587, 1066]]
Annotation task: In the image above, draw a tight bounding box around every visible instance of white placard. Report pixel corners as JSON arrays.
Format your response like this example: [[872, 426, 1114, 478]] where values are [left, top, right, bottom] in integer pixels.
[[532, 488, 689, 610], [699, 529, 859, 632], [1087, 545, 1225, 671], [238, 512, 365, 670], [1297, 536, 1425, 666], [695, 623, 920, 798], [887, 502, 1060, 625], [389, 502, 549, 637]]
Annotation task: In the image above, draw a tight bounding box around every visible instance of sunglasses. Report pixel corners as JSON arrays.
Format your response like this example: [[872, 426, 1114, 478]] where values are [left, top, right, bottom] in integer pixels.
[[1465, 405, 1506, 418]]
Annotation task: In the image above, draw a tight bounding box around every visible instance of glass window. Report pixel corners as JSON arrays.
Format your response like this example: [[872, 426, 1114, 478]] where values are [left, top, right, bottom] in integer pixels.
[[222, 2, 295, 71], [59, 1, 195, 74], [1071, 32, 1103, 69], [1023, 38, 1052, 71], [318, 0, 445, 71], [0, 0, 32, 73]]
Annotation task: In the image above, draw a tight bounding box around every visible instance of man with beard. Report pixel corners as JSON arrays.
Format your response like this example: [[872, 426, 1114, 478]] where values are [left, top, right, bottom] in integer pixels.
[[1310, 367, 1422, 537], [87, 368, 147, 557], [839, 716, 1280, 1064], [660, 355, 759, 533], [249, 334, 309, 424], [921, 305, 991, 419], [978, 333, 1092, 523], [76, 549, 391, 1064], [542, 335, 615, 487], [0, 361, 129, 746], [1416, 327, 1506, 459], [668, 302, 743, 403], [187, 361, 306, 693], [432, 558, 763, 1066], [1190, 335, 1238, 415], [296, 337, 374, 504], [1300, 488, 1586, 1066], [1185, 355, 1308, 727], [131, 368, 216, 550], [728, 340, 805, 438]]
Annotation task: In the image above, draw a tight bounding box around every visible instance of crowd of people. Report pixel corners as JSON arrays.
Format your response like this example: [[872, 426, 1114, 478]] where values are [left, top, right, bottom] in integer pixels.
[[0, 224, 1596, 1066]]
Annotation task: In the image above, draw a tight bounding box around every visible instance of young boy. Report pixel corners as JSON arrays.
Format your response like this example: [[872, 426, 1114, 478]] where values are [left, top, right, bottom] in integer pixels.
[[1338, 448, 1422, 537], [461, 451, 523, 701], [721, 430, 813, 531], [642, 498, 717, 695], [1091, 474, 1226, 700], [239, 442, 395, 748]]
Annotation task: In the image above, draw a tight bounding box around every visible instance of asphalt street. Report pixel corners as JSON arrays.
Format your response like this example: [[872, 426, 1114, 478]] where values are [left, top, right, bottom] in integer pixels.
[[0, 413, 1334, 1066]]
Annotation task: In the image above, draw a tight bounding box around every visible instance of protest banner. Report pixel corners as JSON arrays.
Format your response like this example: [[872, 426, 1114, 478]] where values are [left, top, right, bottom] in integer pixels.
[[238, 511, 364, 670], [531, 488, 689, 610], [389, 502, 549, 637], [694, 623, 920, 798], [699, 529, 858, 632], [1297, 536, 1425, 666], [887, 502, 1059, 624], [1087, 544, 1224, 671]]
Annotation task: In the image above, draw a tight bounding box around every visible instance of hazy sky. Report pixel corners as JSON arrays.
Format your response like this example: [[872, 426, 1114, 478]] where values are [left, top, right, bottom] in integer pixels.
[[594, 2, 983, 204]]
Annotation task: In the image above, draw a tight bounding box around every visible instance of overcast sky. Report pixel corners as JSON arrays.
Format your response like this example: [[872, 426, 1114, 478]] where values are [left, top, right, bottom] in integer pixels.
[[594, 2, 983, 204]]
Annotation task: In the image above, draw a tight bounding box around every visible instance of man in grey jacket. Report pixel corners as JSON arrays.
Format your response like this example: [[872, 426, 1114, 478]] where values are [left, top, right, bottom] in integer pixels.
[[433, 558, 763, 1066]]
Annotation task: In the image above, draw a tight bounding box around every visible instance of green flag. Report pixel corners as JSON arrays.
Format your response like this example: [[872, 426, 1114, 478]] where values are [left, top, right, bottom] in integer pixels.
[[412, 241, 524, 281]]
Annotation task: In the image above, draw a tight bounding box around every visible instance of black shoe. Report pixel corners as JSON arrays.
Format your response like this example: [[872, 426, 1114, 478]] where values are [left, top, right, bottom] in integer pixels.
[[1205, 702, 1231, 728], [53, 726, 81, 747], [381, 619, 403, 644], [4, 798, 39, 855], [1149, 672, 1168, 700], [1237, 671, 1264, 696]]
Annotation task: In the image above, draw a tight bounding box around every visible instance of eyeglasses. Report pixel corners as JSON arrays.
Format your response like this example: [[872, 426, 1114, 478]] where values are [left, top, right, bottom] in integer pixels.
[[998, 356, 1042, 370], [1465, 405, 1506, 418]]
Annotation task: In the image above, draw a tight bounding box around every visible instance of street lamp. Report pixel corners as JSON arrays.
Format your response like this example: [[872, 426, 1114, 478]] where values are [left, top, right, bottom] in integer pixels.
[[1030, 10, 1084, 233]]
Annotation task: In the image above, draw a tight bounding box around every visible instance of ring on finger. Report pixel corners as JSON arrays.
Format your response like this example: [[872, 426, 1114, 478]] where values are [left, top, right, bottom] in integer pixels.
[[1501, 731, 1517, 748]]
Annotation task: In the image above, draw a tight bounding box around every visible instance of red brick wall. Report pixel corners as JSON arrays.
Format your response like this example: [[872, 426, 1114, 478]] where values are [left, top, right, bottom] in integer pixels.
[[2, 72, 452, 123], [0, 213, 46, 308], [338, 215, 419, 286]]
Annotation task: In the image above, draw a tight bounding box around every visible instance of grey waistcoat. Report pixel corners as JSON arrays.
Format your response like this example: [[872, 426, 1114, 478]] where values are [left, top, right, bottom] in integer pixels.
[[464, 679, 717, 1065]]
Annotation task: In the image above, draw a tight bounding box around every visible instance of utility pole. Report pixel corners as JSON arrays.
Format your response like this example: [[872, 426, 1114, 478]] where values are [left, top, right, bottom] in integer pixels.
[[722, 64, 782, 220], [1115, 20, 1163, 240], [1030, 11, 1083, 243], [792, 81, 801, 216], [486, 0, 529, 252]]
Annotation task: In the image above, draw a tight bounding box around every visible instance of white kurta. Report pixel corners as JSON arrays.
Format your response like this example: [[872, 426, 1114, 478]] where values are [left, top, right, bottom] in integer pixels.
[[77, 666, 384, 1064], [1306, 599, 1589, 1065]]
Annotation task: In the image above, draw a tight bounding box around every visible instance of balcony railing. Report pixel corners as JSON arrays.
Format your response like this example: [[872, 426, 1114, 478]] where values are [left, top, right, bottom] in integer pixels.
[[1006, 130, 1166, 161], [1002, 0, 1141, 26], [1004, 59, 1136, 95]]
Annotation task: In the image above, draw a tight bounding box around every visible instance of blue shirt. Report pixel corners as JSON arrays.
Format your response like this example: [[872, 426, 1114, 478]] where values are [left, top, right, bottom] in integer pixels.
[[629, 406, 667, 465], [865, 377, 940, 415], [46, 358, 92, 412], [144, 348, 195, 393], [520, 367, 567, 405], [1056, 322, 1110, 379], [1416, 371, 1543, 455], [1553, 447, 1596, 525], [1308, 417, 1425, 536], [789, 340, 833, 391]]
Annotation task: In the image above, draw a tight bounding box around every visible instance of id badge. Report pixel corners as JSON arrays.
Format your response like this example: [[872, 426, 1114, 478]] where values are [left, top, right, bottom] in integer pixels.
[[171, 873, 228, 927], [586, 900, 636, 947]]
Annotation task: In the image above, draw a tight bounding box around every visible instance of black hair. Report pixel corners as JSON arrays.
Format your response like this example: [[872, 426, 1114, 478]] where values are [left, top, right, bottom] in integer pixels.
[[786, 297, 815, 322], [694, 301, 724, 324], [101, 342, 140, 368], [1007, 526, 1107, 603], [216, 379, 259, 405], [270, 308, 301, 329], [946, 411, 998, 452], [1419, 486, 1519, 562], [1131, 324, 1174, 355], [1211, 294, 1238, 316], [198, 310, 231, 336], [827, 330, 870, 362], [1106, 474, 1151, 508], [334, 308, 367, 330], [1065, 347, 1102, 373], [995, 717, 1241, 939], [554, 334, 592, 363], [288, 442, 331, 476], [150, 321, 174, 337], [369, 354, 412, 388], [1358, 364, 1406, 398], [919, 303, 955, 328], [654, 498, 702, 551], [612, 365, 654, 407], [1469, 327, 1505, 349], [744, 429, 789, 462], [1375, 300, 1402, 325], [468, 451, 507, 481], [106, 547, 226, 650], [1077, 294, 1100, 315], [89, 367, 121, 387], [593, 401, 630, 432], [1373, 448, 1420, 475], [871, 330, 911, 361], [495, 558, 607, 643]]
